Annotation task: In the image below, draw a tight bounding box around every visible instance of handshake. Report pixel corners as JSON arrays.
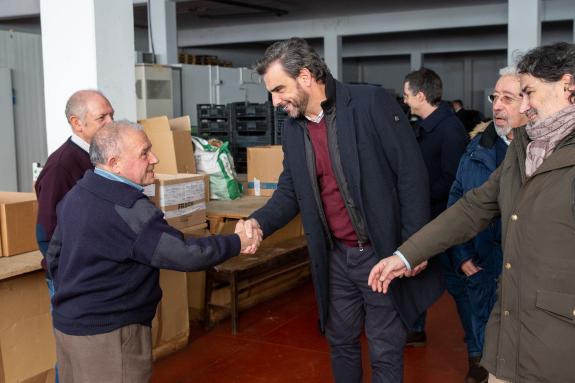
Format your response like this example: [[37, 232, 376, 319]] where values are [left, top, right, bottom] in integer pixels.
[[234, 218, 264, 254]]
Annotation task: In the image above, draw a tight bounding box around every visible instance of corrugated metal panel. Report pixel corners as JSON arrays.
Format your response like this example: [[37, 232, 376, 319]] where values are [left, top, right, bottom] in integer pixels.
[[0, 30, 47, 192]]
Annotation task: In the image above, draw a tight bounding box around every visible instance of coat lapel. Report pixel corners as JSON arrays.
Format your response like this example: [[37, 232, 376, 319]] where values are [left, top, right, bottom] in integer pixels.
[[335, 82, 361, 199]]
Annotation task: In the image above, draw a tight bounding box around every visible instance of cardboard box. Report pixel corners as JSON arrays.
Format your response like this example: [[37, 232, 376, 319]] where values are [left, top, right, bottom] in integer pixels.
[[139, 115, 196, 175], [0, 192, 38, 257], [151, 269, 189, 360], [247, 146, 283, 196], [144, 173, 207, 230], [0, 268, 56, 382]]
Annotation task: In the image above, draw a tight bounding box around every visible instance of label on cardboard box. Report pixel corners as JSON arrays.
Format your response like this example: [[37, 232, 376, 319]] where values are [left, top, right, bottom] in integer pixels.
[[158, 180, 204, 207], [247, 146, 283, 197], [163, 201, 206, 219]]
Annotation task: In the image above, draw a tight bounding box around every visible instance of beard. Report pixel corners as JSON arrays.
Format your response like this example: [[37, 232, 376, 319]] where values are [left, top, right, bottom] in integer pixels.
[[493, 112, 512, 137], [283, 84, 309, 118], [494, 123, 512, 138]]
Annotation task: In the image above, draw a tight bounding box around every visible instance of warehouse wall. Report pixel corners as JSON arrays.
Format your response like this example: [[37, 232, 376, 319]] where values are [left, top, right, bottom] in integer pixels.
[[0, 30, 46, 192]]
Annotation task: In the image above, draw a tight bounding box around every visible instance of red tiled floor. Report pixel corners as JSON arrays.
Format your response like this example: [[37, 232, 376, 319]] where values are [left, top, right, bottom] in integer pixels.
[[152, 281, 467, 383]]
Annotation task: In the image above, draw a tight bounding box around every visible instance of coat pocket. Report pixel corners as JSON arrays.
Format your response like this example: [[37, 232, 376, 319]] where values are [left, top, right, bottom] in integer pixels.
[[535, 289, 575, 324]]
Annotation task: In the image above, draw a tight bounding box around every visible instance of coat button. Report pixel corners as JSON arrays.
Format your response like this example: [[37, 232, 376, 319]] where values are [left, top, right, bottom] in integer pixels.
[[511, 214, 518, 221], [505, 262, 511, 270]]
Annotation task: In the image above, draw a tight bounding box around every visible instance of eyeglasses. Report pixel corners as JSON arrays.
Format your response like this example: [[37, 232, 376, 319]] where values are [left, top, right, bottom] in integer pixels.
[[488, 93, 521, 105]]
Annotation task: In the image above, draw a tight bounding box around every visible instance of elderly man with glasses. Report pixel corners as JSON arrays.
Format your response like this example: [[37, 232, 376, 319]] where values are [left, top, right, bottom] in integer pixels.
[[443, 66, 528, 383]]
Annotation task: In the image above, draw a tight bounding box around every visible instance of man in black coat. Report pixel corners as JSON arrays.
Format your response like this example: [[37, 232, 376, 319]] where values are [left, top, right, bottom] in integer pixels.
[[403, 68, 468, 347], [241, 38, 444, 383], [453, 99, 484, 133]]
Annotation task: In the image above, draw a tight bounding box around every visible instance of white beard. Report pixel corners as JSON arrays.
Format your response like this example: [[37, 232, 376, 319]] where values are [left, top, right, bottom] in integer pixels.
[[494, 124, 512, 138]]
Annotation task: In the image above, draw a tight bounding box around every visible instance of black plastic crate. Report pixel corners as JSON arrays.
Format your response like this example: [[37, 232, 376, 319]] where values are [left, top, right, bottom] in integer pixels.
[[232, 147, 247, 174], [273, 108, 288, 144], [234, 131, 273, 148], [198, 119, 230, 133], [197, 104, 228, 120], [230, 102, 273, 119], [234, 119, 272, 132]]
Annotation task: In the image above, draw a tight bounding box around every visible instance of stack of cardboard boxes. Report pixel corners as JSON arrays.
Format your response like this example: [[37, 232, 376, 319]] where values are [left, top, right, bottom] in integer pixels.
[[0, 193, 49, 383], [139, 115, 210, 359]]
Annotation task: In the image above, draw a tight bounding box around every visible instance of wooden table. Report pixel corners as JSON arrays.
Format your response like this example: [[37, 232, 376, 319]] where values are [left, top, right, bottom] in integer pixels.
[[206, 195, 270, 234], [0, 250, 43, 281], [204, 196, 309, 334]]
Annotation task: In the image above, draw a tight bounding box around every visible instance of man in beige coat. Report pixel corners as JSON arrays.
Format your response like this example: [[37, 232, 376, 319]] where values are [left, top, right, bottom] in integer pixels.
[[369, 42, 575, 383]]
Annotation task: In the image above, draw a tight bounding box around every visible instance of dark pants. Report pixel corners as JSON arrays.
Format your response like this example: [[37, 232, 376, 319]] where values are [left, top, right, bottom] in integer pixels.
[[466, 269, 498, 349], [439, 253, 482, 358], [54, 324, 152, 383], [326, 242, 407, 383]]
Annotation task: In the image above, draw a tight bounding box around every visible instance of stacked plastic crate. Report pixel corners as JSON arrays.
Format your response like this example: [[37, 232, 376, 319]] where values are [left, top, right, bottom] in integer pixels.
[[273, 107, 288, 145], [196, 104, 231, 143], [229, 101, 274, 173]]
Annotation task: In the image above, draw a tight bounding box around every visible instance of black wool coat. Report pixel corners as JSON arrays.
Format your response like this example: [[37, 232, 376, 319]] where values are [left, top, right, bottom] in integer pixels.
[[251, 80, 445, 331]]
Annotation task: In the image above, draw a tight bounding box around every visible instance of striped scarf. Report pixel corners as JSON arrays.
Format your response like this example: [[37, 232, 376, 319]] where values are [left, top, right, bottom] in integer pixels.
[[525, 103, 575, 177]]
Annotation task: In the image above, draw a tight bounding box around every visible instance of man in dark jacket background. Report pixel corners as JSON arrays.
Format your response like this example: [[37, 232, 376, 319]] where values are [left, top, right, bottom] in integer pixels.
[[402, 67, 468, 346], [239, 38, 444, 383]]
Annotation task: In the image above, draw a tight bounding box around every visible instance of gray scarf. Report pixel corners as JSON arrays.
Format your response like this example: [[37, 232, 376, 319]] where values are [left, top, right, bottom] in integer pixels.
[[525, 103, 575, 177]]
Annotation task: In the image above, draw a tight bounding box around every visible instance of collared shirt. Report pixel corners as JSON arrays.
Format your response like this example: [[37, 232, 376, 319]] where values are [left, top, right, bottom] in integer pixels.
[[71, 134, 90, 153], [94, 167, 144, 192], [305, 110, 324, 123]]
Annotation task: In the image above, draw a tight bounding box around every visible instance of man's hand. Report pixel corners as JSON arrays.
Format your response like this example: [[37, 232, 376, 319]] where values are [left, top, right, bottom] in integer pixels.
[[404, 260, 427, 277], [368, 255, 408, 293], [460, 259, 481, 277], [235, 218, 263, 254]]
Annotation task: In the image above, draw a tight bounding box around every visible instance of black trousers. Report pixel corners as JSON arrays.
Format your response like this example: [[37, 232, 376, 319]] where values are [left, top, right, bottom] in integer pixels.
[[325, 242, 407, 383]]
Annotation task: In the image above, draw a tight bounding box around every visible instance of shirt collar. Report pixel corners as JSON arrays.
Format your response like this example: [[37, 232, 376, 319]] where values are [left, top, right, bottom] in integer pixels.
[[303, 73, 336, 124], [305, 109, 324, 123], [94, 167, 144, 192], [71, 134, 90, 153]]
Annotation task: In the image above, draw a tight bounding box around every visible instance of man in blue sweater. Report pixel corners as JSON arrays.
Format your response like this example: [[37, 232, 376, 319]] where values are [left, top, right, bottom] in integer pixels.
[[46, 120, 258, 383]]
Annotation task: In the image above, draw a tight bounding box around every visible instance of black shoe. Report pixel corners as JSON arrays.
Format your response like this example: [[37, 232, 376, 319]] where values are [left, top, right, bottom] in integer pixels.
[[405, 331, 427, 347], [465, 359, 489, 383]]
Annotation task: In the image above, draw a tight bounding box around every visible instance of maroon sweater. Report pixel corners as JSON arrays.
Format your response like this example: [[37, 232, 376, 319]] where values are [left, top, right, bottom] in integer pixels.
[[307, 118, 358, 246], [35, 138, 93, 258]]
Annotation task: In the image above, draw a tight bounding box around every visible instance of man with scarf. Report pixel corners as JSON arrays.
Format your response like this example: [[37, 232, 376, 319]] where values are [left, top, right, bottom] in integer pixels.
[[368, 41, 575, 383]]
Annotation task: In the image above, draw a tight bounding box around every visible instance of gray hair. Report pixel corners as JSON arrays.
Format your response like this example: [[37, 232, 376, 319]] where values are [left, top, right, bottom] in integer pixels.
[[90, 120, 143, 165], [499, 66, 518, 77], [255, 37, 331, 83], [65, 89, 110, 123]]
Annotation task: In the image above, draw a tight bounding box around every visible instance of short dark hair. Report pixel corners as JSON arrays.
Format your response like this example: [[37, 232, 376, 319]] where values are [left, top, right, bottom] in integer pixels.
[[517, 42, 575, 103], [453, 99, 463, 107], [404, 67, 443, 106], [255, 37, 331, 83]]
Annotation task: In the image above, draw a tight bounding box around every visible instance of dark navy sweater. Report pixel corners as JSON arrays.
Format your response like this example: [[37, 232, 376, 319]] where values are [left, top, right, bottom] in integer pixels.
[[46, 170, 240, 336]]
